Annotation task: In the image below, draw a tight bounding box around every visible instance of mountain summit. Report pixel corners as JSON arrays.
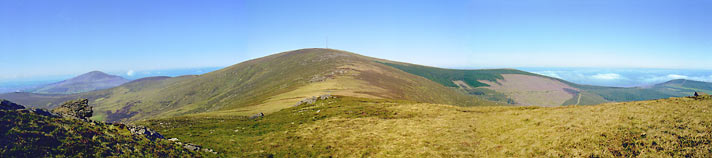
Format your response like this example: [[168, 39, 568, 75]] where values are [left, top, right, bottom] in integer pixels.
[[28, 71, 129, 94]]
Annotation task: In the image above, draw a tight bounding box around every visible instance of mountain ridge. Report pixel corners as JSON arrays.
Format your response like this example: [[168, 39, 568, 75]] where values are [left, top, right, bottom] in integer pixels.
[[26, 71, 129, 94], [2, 48, 712, 121]]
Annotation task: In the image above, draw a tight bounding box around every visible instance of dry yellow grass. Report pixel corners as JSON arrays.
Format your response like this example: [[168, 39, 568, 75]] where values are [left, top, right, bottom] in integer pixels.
[[286, 97, 712, 157]]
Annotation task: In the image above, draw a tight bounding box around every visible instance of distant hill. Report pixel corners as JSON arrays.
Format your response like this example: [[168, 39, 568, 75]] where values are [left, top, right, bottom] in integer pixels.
[[0, 49, 495, 122], [4, 48, 712, 122], [27, 71, 129, 94], [4, 48, 712, 157], [381, 62, 712, 106]]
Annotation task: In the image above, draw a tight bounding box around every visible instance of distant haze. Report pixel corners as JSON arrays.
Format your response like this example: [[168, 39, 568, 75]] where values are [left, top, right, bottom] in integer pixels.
[[0, 67, 222, 93], [518, 68, 712, 87]]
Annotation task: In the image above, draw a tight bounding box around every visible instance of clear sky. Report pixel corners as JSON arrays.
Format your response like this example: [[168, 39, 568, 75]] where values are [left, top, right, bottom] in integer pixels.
[[1, 0, 711, 81]]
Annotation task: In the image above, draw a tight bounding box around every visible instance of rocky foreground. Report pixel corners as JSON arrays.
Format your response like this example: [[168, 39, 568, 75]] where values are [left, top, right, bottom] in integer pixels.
[[0, 99, 214, 157]]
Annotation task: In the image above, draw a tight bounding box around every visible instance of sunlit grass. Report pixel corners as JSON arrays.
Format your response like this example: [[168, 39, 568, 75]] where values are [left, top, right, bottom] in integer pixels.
[[141, 96, 712, 157]]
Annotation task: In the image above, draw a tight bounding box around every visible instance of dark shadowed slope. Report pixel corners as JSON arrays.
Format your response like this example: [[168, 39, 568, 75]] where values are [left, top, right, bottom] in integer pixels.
[[27, 71, 129, 94]]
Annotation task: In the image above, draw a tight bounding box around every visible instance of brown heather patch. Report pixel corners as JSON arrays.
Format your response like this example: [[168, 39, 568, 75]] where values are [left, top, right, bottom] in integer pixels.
[[479, 74, 579, 106]]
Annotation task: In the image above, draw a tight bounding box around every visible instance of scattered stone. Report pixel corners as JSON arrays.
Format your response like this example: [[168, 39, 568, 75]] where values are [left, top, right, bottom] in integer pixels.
[[183, 143, 201, 151], [319, 94, 332, 100], [249, 112, 265, 119], [292, 94, 334, 107], [128, 125, 165, 141], [0, 99, 25, 110], [202, 148, 217, 154], [168, 138, 179, 142], [52, 98, 93, 120]]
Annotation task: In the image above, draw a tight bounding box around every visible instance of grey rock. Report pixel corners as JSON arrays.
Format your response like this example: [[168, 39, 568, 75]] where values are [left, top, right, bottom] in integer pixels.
[[249, 112, 265, 119], [183, 143, 201, 151], [292, 94, 334, 107], [128, 125, 165, 141], [52, 98, 93, 120]]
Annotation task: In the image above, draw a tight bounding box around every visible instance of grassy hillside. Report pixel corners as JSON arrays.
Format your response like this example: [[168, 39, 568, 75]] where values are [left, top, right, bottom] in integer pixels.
[[380, 62, 536, 88], [140, 96, 712, 157], [1, 48, 494, 122], [650, 79, 712, 96]]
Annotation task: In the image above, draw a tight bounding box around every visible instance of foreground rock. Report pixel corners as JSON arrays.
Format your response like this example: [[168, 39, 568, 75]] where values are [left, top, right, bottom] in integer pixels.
[[51, 98, 93, 120], [0, 99, 25, 110], [0, 99, 202, 157], [1, 99, 217, 156]]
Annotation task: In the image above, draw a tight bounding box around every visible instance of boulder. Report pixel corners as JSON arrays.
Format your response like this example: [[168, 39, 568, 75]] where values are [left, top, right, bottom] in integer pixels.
[[183, 143, 201, 151], [249, 112, 265, 119], [0, 99, 25, 110], [128, 125, 165, 141], [52, 98, 93, 120]]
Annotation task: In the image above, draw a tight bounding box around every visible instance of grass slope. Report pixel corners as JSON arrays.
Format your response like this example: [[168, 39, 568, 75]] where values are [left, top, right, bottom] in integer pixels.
[[141, 96, 712, 157], [1, 48, 493, 122]]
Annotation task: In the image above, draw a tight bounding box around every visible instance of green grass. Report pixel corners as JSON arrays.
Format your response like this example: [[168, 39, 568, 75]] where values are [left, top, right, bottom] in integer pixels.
[[139, 97, 419, 157], [380, 62, 535, 88], [140, 96, 712, 157]]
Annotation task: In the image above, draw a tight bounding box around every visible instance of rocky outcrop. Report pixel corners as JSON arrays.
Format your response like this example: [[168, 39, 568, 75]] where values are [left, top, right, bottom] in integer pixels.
[[166, 137, 218, 154], [128, 125, 165, 141], [0, 99, 25, 110], [249, 112, 265, 119], [3, 98, 217, 155], [292, 94, 333, 107], [52, 98, 93, 120]]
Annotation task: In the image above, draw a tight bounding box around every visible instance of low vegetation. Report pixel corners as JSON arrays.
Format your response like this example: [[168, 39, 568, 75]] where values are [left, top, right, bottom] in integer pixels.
[[142, 96, 712, 157], [380, 62, 534, 88], [0, 100, 205, 157]]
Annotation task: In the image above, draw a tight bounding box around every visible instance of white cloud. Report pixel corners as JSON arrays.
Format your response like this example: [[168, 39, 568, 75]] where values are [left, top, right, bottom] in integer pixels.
[[591, 73, 622, 80], [666, 74, 688, 79], [127, 70, 135, 76], [533, 71, 561, 79]]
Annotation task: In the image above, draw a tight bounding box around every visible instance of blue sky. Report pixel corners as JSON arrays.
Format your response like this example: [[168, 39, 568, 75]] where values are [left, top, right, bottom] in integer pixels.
[[1, 0, 711, 82]]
